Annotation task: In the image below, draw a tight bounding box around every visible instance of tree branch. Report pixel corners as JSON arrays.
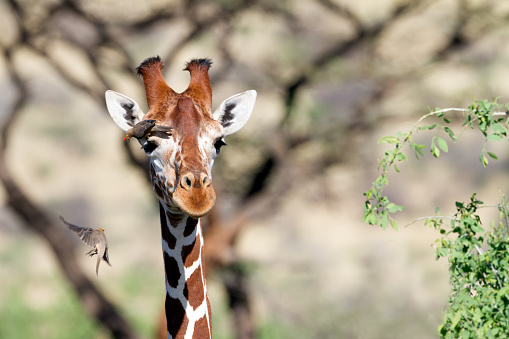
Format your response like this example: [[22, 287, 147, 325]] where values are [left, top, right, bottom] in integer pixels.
[[0, 48, 140, 339]]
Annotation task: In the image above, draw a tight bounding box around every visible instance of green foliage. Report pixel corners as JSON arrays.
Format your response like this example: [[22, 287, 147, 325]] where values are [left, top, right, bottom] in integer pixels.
[[363, 98, 508, 229], [431, 194, 509, 338], [362, 98, 509, 338]]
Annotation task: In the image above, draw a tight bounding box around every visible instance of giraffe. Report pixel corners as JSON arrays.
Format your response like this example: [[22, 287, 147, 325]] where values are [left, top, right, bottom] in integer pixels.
[[105, 56, 256, 339]]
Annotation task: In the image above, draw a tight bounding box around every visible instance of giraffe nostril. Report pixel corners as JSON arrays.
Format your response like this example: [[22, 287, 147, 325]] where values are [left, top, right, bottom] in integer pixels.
[[181, 173, 195, 190], [180, 172, 210, 190], [201, 173, 211, 188]]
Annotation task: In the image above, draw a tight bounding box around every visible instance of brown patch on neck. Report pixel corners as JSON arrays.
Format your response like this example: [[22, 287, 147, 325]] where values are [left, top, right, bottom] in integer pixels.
[[186, 265, 205, 310], [183, 232, 200, 268], [195, 314, 211, 339]]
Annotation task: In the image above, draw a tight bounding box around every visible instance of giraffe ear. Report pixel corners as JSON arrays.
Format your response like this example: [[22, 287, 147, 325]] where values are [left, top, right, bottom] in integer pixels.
[[213, 90, 257, 135], [105, 90, 145, 131]]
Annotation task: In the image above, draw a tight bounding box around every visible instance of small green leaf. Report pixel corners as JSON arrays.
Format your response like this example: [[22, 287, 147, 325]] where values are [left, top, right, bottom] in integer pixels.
[[397, 153, 407, 161], [487, 134, 503, 141], [487, 152, 498, 160], [491, 123, 506, 134], [419, 124, 437, 131], [471, 223, 485, 233], [431, 144, 440, 158], [410, 143, 426, 158], [364, 189, 373, 199], [381, 212, 388, 230], [378, 136, 399, 144], [444, 127, 456, 140], [437, 137, 449, 153], [367, 213, 378, 225], [390, 219, 398, 231], [387, 203, 403, 213]]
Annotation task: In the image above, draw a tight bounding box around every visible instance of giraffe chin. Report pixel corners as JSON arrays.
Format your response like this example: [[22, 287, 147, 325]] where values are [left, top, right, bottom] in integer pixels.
[[172, 186, 216, 219]]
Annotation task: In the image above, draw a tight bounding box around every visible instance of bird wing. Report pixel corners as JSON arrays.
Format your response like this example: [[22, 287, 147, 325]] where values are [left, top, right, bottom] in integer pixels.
[[151, 125, 173, 139], [60, 216, 98, 248]]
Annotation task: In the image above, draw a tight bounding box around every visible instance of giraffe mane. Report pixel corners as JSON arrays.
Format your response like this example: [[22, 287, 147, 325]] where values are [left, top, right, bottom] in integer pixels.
[[183, 58, 212, 71], [136, 55, 163, 76]]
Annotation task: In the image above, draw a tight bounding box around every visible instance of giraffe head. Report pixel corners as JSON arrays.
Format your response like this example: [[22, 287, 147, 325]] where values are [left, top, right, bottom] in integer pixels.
[[105, 56, 256, 218]]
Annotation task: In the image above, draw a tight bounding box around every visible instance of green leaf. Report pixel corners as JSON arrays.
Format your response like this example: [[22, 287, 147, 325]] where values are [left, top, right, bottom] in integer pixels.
[[471, 223, 484, 233], [444, 126, 456, 140], [487, 134, 503, 141], [396, 152, 407, 162], [410, 143, 426, 158], [390, 219, 398, 231], [487, 152, 498, 160], [377, 136, 399, 144], [386, 202, 403, 213], [419, 124, 437, 131], [491, 122, 506, 134], [366, 213, 378, 225], [482, 154, 488, 167], [380, 212, 388, 230], [431, 144, 440, 158], [437, 137, 449, 153]]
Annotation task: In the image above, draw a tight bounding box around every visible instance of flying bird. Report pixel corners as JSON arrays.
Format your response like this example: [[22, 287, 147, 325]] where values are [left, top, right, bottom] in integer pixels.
[[61, 216, 111, 276], [124, 119, 173, 143]]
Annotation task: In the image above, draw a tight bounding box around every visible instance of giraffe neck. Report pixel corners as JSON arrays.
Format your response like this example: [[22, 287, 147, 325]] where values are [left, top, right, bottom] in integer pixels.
[[159, 202, 212, 339]]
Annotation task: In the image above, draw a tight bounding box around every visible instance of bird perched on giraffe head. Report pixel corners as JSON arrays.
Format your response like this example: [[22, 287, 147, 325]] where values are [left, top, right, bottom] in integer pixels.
[[123, 119, 173, 143], [61, 216, 111, 276]]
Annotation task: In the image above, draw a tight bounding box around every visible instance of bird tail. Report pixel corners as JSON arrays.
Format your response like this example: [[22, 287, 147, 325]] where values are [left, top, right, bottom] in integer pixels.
[[103, 251, 112, 266]]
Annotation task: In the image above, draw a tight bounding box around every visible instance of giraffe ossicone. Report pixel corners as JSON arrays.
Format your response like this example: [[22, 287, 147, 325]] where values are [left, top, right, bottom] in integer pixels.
[[105, 56, 256, 339]]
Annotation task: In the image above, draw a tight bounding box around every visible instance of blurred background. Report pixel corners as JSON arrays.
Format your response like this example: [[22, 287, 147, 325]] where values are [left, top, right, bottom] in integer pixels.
[[2, 0, 509, 338]]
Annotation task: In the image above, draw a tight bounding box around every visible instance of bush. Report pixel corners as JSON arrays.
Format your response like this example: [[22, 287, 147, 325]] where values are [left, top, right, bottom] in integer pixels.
[[363, 99, 509, 338]]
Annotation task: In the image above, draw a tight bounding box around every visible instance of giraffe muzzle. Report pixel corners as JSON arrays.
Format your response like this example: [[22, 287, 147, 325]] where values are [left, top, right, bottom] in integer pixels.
[[173, 171, 215, 218], [180, 172, 211, 191]]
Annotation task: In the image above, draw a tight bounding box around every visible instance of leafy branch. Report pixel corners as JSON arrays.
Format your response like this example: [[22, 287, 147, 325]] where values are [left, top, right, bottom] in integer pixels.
[[362, 98, 509, 230], [363, 97, 509, 338], [430, 194, 509, 338]]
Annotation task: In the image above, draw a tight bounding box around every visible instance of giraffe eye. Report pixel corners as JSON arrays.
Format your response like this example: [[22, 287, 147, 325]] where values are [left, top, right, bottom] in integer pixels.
[[142, 141, 158, 154], [214, 139, 227, 155]]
